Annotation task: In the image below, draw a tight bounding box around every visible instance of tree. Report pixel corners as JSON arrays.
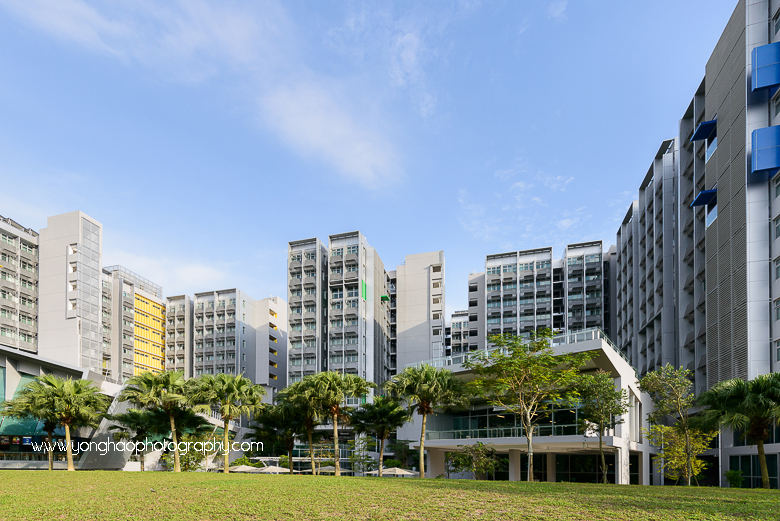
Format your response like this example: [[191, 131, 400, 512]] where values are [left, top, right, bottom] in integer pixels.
[[639, 365, 697, 486], [464, 330, 591, 482], [386, 439, 417, 469], [385, 364, 468, 478], [278, 377, 322, 474], [250, 402, 308, 474], [1, 379, 60, 471], [452, 442, 500, 480], [349, 396, 410, 477], [11, 375, 109, 471], [189, 373, 266, 474], [644, 425, 717, 485], [107, 409, 158, 471], [119, 371, 189, 473], [347, 437, 378, 475], [576, 369, 631, 484], [310, 371, 374, 476], [696, 372, 780, 489]]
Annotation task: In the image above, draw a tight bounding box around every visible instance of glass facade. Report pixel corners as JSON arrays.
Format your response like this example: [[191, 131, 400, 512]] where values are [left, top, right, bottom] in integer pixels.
[[78, 218, 102, 372]]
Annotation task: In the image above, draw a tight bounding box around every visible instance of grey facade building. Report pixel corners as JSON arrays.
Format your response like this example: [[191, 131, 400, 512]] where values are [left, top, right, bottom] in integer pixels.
[[611, 0, 780, 487], [0, 215, 39, 353], [166, 290, 287, 394], [288, 233, 444, 386], [469, 242, 605, 348], [448, 310, 470, 357], [37, 211, 104, 375], [389, 251, 446, 372]]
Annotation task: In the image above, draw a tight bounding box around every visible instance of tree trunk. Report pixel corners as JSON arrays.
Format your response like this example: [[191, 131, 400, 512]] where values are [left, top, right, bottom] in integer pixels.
[[46, 428, 54, 471], [419, 412, 427, 478], [379, 437, 386, 478], [525, 412, 533, 482], [308, 427, 317, 476], [139, 450, 145, 472], [64, 423, 74, 472], [223, 417, 230, 474], [333, 412, 340, 476], [288, 448, 294, 474], [757, 439, 770, 489], [685, 428, 692, 486], [599, 432, 606, 484], [168, 411, 181, 473]]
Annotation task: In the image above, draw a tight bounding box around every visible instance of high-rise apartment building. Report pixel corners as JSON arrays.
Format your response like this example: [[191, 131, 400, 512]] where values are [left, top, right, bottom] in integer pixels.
[[166, 290, 286, 394], [287, 233, 443, 386], [0, 215, 39, 353], [390, 251, 445, 371], [104, 266, 165, 378], [468, 242, 605, 348], [38, 211, 104, 374], [448, 310, 470, 356]]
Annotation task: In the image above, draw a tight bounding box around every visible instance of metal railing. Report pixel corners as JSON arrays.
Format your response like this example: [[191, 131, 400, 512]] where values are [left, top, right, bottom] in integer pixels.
[[426, 424, 579, 441], [405, 327, 629, 369]]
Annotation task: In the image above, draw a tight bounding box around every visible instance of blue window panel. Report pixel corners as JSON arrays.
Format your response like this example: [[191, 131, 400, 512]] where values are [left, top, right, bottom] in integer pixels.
[[752, 126, 780, 174], [691, 120, 717, 142], [752, 42, 780, 92], [690, 189, 717, 208]]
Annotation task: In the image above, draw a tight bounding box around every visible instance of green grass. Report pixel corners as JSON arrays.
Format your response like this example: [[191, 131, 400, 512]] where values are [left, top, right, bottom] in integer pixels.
[[0, 471, 776, 520]]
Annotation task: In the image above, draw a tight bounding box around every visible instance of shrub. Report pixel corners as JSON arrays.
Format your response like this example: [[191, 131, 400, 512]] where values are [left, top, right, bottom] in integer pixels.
[[724, 470, 743, 489]]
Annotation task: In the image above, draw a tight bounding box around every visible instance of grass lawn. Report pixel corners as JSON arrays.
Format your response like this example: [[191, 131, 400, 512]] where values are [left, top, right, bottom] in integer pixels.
[[0, 471, 775, 520]]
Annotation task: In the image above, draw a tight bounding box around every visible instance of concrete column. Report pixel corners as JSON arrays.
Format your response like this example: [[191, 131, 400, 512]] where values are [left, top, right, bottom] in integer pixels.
[[508, 449, 522, 481], [546, 453, 556, 482], [616, 446, 630, 485], [427, 449, 445, 479]]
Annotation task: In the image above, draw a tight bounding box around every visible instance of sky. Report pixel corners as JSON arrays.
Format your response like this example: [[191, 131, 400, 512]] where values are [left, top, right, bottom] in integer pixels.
[[0, 0, 739, 317]]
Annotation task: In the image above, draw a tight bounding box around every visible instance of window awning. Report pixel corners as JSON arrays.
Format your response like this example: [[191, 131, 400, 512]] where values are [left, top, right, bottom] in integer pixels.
[[690, 188, 717, 208], [690, 120, 717, 142]]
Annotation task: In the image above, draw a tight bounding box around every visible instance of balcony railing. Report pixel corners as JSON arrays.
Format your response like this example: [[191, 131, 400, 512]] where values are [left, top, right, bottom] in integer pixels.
[[427, 424, 579, 441]]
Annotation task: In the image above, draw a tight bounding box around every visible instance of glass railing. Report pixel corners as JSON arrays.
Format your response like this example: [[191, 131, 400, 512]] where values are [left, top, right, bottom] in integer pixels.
[[426, 424, 579, 440]]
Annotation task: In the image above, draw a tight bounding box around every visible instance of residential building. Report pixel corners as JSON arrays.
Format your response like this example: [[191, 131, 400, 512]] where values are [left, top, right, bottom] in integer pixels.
[[103, 266, 165, 378], [288, 233, 444, 387], [390, 251, 446, 372], [468, 242, 605, 349], [287, 238, 329, 384], [37, 211, 104, 375], [448, 310, 470, 356], [0, 214, 39, 353], [167, 290, 287, 395], [610, 0, 780, 487]]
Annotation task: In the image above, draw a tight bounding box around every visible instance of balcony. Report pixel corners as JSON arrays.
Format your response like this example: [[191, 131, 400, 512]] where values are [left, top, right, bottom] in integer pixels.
[[289, 278, 303, 288], [329, 274, 343, 285], [289, 261, 302, 271], [343, 271, 359, 282], [303, 258, 316, 268], [303, 276, 317, 287], [751, 42, 780, 92], [303, 311, 317, 321], [330, 255, 343, 265], [345, 253, 359, 264], [289, 295, 302, 305]]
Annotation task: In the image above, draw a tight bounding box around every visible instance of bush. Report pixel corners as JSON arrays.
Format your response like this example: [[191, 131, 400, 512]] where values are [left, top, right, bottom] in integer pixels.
[[724, 470, 743, 489], [384, 459, 403, 468]]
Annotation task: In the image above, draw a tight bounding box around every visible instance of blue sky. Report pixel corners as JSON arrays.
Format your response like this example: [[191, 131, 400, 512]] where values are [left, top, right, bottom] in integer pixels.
[[0, 0, 737, 316]]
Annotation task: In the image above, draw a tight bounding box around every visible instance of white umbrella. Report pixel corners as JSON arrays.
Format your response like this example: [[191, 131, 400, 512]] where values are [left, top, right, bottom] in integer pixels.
[[228, 465, 264, 473], [255, 465, 292, 474], [366, 467, 418, 477]]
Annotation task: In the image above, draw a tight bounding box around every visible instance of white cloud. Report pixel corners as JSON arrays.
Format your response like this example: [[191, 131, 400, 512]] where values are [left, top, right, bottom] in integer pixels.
[[548, 1, 567, 20], [0, 0, 402, 188], [542, 175, 574, 191], [557, 218, 577, 230]]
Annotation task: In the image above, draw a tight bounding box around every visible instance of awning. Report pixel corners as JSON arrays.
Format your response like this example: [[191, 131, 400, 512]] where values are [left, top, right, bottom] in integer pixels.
[[690, 189, 717, 208], [690, 120, 717, 142]]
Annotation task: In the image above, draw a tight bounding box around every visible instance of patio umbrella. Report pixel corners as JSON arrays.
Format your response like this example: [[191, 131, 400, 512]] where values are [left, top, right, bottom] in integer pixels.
[[228, 465, 264, 473], [254, 465, 292, 474], [366, 467, 418, 477]]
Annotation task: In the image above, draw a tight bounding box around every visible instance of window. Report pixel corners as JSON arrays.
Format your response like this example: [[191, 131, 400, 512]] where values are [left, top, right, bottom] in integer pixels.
[[347, 245, 358, 254], [432, 265, 441, 273], [536, 260, 551, 269], [332, 289, 343, 299], [331, 248, 343, 257], [776, 258, 780, 280], [775, 300, 780, 322], [776, 340, 780, 362], [567, 256, 582, 265], [486, 266, 500, 275], [775, 10, 780, 35], [775, 96, 780, 120], [519, 262, 534, 271], [290, 253, 302, 262], [331, 267, 343, 274], [502, 264, 516, 273], [584, 254, 601, 263]]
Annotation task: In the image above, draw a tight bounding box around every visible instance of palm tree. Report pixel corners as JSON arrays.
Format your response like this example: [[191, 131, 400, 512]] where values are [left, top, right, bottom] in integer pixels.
[[697, 372, 780, 489], [310, 371, 374, 476], [107, 409, 157, 471], [8, 374, 109, 471], [349, 396, 410, 477], [119, 371, 189, 472], [386, 364, 468, 478], [189, 373, 266, 473], [279, 377, 322, 475], [250, 402, 308, 473], [1, 379, 60, 471]]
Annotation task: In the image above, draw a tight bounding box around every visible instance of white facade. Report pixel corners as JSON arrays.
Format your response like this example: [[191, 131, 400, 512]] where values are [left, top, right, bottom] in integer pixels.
[[0, 214, 39, 353]]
